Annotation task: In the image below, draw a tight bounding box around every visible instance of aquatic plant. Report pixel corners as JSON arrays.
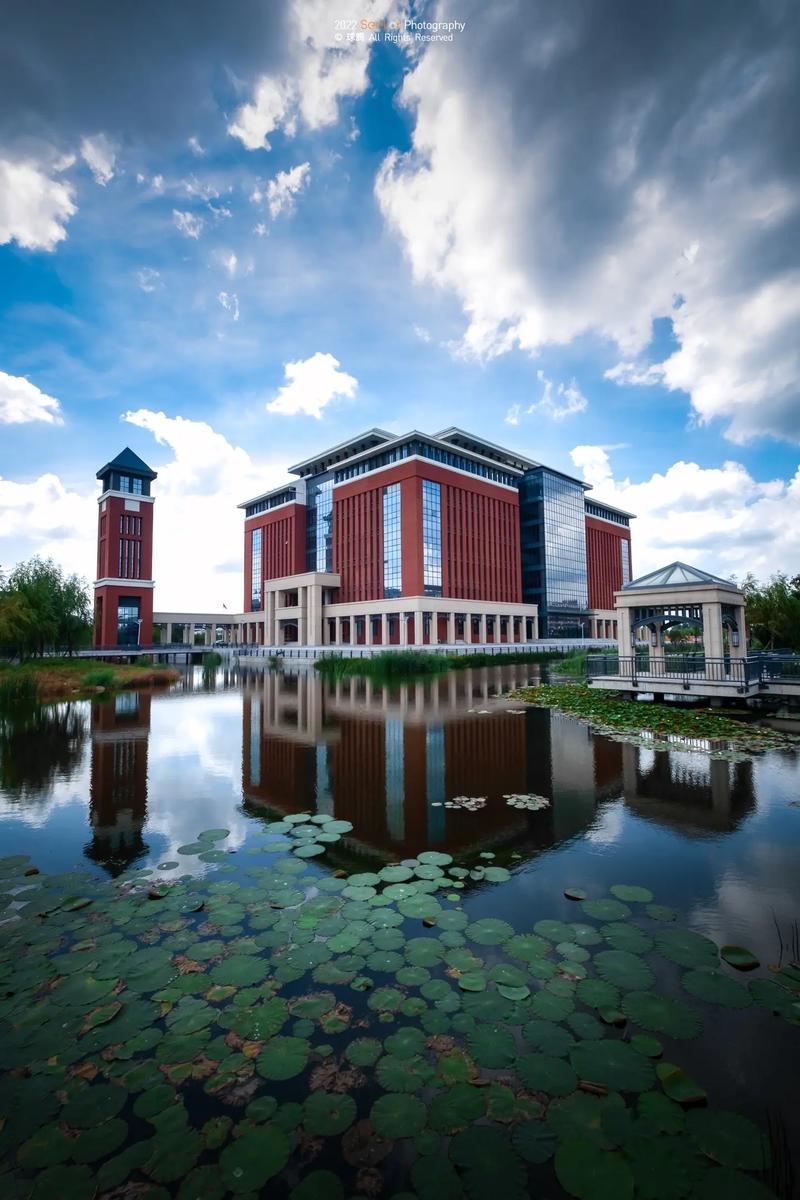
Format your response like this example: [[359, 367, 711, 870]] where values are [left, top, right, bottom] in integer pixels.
[[0, 825, 794, 1199]]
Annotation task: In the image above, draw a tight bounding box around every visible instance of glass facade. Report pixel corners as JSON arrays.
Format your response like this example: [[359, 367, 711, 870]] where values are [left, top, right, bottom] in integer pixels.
[[336, 439, 517, 488], [117, 597, 141, 646], [621, 540, 631, 585], [306, 475, 334, 572], [251, 527, 262, 611], [519, 468, 589, 636], [422, 480, 442, 597], [117, 474, 143, 495], [383, 483, 402, 598]]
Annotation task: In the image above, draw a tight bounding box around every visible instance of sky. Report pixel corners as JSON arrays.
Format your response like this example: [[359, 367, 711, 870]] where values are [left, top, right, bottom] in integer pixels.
[[1, 0, 799, 611]]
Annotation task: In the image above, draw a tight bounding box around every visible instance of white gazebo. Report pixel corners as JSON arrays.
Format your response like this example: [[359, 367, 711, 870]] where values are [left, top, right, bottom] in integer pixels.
[[615, 561, 747, 663]]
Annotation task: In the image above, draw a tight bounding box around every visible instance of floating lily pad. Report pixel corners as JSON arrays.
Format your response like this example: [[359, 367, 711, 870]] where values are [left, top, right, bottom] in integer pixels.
[[655, 928, 719, 970], [581, 899, 632, 922], [61, 1082, 126, 1127], [465, 918, 514, 946], [29, 1165, 97, 1200], [682, 969, 752, 1009], [466, 1024, 516, 1068], [630, 1033, 663, 1057], [289, 1170, 345, 1200], [220, 1126, 290, 1192], [506, 933, 551, 961], [256, 1036, 310, 1080], [686, 1109, 770, 1170], [411, 1155, 465, 1200], [303, 1091, 357, 1135], [600, 923, 654, 954], [523, 1018, 575, 1057], [576, 979, 621, 1011], [656, 1062, 707, 1106], [565, 888, 588, 901], [622, 991, 702, 1039], [513, 1120, 558, 1164], [534, 919, 576, 943], [609, 884, 653, 904], [555, 1138, 633, 1200], [518, 1052, 578, 1096], [531, 990, 575, 1020], [370, 1093, 427, 1138], [71, 1117, 128, 1163], [570, 1040, 655, 1092], [293, 843, 326, 859], [376, 1053, 429, 1092], [384, 1026, 427, 1058], [720, 945, 760, 971], [594, 950, 655, 992]]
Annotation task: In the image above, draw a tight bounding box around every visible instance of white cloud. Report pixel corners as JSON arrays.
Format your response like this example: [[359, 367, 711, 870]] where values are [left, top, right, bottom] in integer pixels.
[[137, 267, 161, 293], [0, 156, 76, 251], [79, 133, 117, 185], [374, 2, 800, 443], [413, 324, 431, 343], [0, 371, 63, 425], [223, 252, 237, 277], [267, 352, 358, 419], [504, 404, 521, 426], [218, 292, 240, 321], [264, 162, 311, 219], [188, 136, 206, 156], [228, 0, 395, 150], [172, 209, 204, 239], [604, 361, 665, 388], [533, 371, 587, 421], [569, 443, 800, 580]]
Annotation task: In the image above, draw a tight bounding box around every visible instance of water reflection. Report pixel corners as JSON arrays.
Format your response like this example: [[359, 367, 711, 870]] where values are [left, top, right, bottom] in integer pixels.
[[85, 691, 151, 875], [621, 742, 756, 834], [0, 697, 86, 800]]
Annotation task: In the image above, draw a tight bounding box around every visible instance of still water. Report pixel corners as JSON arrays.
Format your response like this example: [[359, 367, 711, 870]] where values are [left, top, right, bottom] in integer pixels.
[[1, 663, 799, 1194]]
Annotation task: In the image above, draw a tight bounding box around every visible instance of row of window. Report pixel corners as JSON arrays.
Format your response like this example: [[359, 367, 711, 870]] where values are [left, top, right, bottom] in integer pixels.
[[306, 477, 334, 572], [119, 514, 142, 536], [422, 480, 442, 597], [118, 539, 142, 579], [585, 500, 630, 528], [245, 488, 296, 520], [335, 440, 518, 488], [251, 528, 262, 610]]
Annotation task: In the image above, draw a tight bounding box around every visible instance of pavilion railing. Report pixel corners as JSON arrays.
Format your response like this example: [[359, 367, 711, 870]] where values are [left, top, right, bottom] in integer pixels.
[[586, 652, 800, 688]]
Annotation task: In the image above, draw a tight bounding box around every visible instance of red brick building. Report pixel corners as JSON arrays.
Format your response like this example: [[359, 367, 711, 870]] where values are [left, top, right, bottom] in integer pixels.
[[93, 448, 157, 647]]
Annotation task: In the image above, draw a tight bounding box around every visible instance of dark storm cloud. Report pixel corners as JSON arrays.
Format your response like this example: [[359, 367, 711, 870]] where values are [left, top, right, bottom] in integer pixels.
[[0, 0, 290, 148]]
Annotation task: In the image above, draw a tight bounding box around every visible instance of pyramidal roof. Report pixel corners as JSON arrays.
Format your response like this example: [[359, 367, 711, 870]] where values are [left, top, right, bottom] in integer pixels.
[[623, 559, 738, 588], [623, 561, 738, 590], [97, 447, 157, 480]]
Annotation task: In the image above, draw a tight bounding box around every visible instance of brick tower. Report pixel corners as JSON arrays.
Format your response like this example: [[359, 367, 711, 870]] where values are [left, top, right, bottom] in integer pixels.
[[93, 448, 157, 647]]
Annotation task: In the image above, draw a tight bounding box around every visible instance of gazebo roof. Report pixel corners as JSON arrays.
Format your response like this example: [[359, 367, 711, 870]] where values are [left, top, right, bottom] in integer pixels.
[[623, 561, 737, 591]]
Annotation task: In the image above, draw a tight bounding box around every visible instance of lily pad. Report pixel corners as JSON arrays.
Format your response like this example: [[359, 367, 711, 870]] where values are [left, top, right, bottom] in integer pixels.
[[720, 945, 760, 971], [581, 899, 632, 922], [256, 1036, 310, 1080], [219, 1126, 290, 1192], [570, 1041, 655, 1092], [303, 1091, 357, 1135], [523, 1018, 575, 1057], [61, 1083, 126, 1127], [370, 1093, 427, 1138], [289, 1171, 345, 1200], [622, 991, 702, 1039], [429, 1082, 484, 1133], [465, 918, 514, 946], [518, 1052, 578, 1096], [293, 843, 326, 858], [655, 928, 719, 970], [555, 1138, 633, 1200], [686, 1109, 770, 1170], [594, 950, 655, 991], [467, 1024, 516, 1068], [609, 884, 653, 904], [513, 1119, 558, 1164], [656, 1062, 707, 1106], [682, 969, 752, 1009]]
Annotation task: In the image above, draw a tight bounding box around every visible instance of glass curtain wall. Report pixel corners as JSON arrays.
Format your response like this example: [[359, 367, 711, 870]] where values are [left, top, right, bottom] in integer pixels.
[[519, 468, 589, 636], [117, 598, 141, 646], [306, 475, 334, 572], [422, 480, 442, 596], [251, 528, 262, 611], [383, 484, 402, 598]]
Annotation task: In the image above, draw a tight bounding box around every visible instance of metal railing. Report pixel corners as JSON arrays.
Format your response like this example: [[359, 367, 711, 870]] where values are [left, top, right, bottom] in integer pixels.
[[586, 652, 800, 689], [234, 640, 616, 663]]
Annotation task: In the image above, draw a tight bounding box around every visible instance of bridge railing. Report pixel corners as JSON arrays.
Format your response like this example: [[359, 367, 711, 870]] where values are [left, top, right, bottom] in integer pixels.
[[587, 652, 800, 688]]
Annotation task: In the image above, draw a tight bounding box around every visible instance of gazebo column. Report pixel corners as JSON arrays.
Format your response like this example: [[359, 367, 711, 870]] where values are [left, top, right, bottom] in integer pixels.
[[702, 603, 724, 660], [617, 611, 633, 659]]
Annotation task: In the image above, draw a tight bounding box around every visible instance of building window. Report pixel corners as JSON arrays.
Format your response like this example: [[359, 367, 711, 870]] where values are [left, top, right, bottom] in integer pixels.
[[117, 597, 141, 646], [306, 476, 334, 572], [520, 468, 589, 630], [251, 528, 262, 611], [383, 483, 402, 598], [335, 439, 517, 488], [422, 479, 442, 597], [132, 477, 143, 495], [621, 540, 631, 586]]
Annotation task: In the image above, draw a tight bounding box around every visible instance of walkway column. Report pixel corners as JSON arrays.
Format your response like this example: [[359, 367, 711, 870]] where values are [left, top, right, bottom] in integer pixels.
[[334, 616, 342, 646], [400, 613, 408, 646], [447, 612, 455, 644], [166, 622, 173, 644], [298, 586, 308, 646], [479, 614, 488, 644], [381, 613, 388, 646], [413, 610, 423, 646], [366, 613, 375, 646]]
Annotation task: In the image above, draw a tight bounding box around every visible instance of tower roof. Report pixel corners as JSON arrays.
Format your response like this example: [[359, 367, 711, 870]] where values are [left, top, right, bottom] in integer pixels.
[[623, 561, 736, 590], [97, 447, 157, 480]]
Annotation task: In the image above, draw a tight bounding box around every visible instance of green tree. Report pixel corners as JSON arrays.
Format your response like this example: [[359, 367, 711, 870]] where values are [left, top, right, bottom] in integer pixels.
[[0, 557, 92, 659], [741, 572, 800, 651]]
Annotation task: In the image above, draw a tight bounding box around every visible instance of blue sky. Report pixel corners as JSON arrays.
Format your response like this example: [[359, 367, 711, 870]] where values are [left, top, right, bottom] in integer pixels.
[[1, 0, 798, 609]]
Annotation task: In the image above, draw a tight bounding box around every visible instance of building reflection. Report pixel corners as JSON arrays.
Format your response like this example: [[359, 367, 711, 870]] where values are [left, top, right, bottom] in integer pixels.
[[621, 741, 756, 834], [85, 692, 151, 874], [241, 667, 626, 859]]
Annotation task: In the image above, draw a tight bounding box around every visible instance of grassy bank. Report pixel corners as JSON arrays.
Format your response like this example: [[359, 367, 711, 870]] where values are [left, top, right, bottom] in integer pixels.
[[507, 682, 792, 745], [0, 657, 180, 702], [315, 647, 567, 680]]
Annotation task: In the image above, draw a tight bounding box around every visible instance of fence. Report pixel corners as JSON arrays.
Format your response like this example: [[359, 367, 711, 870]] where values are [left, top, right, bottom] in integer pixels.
[[234, 639, 616, 663], [586, 652, 800, 689]]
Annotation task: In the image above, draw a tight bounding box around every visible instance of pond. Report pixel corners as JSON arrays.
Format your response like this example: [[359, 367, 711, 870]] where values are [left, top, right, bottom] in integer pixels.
[[1, 662, 798, 1200]]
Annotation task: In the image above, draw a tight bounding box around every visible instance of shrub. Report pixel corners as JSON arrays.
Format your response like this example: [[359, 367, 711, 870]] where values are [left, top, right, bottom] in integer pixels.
[[80, 668, 115, 688]]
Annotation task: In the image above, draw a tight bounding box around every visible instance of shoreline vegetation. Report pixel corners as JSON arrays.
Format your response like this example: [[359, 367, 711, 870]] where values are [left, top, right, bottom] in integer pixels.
[[314, 648, 569, 680], [0, 657, 181, 702], [507, 683, 796, 747]]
